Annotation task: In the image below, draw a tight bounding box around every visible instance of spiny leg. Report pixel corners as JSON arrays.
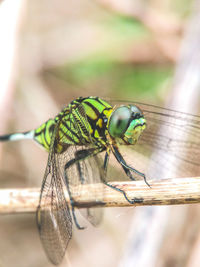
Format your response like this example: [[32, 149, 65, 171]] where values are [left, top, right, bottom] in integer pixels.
[[102, 149, 141, 204], [76, 161, 84, 184], [103, 150, 110, 174], [112, 145, 150, 187], [112, 146, 135, 180], [64, 160, 84, 230], [64, 148, 99, 229]]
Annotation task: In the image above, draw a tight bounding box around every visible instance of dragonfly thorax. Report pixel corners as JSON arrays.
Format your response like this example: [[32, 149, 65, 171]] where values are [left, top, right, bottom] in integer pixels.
[[33, 97, 146, 152]]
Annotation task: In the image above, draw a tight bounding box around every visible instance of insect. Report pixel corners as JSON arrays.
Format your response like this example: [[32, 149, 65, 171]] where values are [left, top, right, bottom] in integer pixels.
[[0, 96, 200, 265]]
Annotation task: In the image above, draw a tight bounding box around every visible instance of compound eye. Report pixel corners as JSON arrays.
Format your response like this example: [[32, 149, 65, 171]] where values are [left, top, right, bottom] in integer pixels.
[[130, 105, 143, 119], [108, 106, 131, 137]]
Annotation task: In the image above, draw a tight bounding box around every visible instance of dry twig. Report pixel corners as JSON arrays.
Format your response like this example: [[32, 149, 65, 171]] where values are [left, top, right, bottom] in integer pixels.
[[0, 177, 200, 214]]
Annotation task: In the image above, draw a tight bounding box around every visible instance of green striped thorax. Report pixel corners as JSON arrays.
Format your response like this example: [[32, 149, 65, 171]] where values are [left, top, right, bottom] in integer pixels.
[[33, 97, 146, 152], [108, 104, 146, 145]]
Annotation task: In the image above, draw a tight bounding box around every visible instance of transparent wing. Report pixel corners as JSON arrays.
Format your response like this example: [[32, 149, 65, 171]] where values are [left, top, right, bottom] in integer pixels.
[[111, 100, 200, 179], [77, 153, 104, 226], [56, 144, 104, 227], [36, 125, 72, 265]]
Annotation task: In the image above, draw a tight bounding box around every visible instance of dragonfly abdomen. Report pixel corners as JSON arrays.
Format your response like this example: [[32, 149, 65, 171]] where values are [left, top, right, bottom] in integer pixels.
[[34, 119, 56, 151], [0, 131, 34, 142]]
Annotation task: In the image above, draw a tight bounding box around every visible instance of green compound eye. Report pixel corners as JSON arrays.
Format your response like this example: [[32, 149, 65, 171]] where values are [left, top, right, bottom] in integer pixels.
[[108, 106, 131, 137]]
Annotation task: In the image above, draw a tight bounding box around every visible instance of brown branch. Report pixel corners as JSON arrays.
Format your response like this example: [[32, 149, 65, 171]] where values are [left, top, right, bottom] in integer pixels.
[[0, 178, 200, 214]]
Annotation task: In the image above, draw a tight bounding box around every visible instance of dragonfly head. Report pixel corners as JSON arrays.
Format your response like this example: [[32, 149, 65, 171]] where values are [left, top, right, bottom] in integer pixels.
[[108, 105, 146, 145]]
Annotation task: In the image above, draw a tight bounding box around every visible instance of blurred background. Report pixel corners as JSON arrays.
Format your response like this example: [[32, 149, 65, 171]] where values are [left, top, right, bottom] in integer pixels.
[[0, 0, 200, 266]]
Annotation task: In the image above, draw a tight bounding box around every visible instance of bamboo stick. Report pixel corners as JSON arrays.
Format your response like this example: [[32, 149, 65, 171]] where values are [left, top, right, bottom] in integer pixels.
[[0, 177, 200, 214]]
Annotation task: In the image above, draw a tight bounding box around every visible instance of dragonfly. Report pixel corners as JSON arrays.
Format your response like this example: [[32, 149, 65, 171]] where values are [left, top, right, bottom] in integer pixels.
[[0, 96, 200, 265]]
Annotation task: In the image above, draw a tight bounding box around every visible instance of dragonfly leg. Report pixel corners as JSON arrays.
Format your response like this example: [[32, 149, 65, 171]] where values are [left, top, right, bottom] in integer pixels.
[[76, 161, 84, 184], [104, 147, 135, 180], [64, 148, 99, 230], [103, 150, 110, 172], [112, 145, 150, 187], [112, 146, 135, 180], [102, 149, 142, 204], [100, 172, 142, 204], [71, 204, 84, 230], [64, 159, 87, 230]]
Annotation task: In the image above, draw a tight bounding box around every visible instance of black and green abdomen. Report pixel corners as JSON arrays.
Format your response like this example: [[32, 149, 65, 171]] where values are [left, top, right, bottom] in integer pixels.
[[34, 119, 56, 151]]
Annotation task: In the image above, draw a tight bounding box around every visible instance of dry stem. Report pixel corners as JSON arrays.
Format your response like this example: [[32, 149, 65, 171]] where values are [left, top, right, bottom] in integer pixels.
[[0, 177, 200, 214]]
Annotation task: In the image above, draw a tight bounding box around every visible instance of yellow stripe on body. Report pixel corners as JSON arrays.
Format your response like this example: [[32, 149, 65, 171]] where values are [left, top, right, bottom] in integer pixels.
[[96, 118, 103, 128], [34, 119, 55, 151], [33, 97, 114, 152], [82, 103, 98, 120], [59, 121, 80, 144]]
